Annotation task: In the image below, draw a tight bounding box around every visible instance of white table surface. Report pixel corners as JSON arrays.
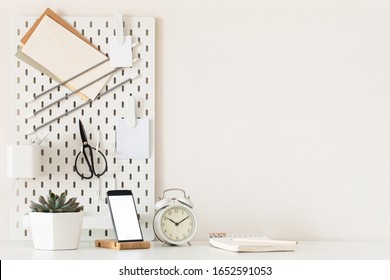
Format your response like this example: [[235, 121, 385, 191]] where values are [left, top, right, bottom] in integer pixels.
[[1, 240, 390, 260]]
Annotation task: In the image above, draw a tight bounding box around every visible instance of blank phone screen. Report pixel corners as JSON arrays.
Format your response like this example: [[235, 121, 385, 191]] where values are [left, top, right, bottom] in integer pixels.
[[108, 192, 143, 242]]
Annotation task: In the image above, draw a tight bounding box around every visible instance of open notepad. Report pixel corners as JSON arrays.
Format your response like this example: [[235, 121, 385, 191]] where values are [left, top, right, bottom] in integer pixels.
[[209, 233, 298, 253]]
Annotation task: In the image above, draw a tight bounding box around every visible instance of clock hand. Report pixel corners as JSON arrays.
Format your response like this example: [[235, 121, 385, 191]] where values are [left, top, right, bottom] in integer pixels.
[[167, 218, 179, 226], [177, 216, 189, 225]]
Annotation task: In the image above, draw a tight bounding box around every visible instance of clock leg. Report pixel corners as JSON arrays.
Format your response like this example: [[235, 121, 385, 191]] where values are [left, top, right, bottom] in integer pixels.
[[187, 241, 192, 246]]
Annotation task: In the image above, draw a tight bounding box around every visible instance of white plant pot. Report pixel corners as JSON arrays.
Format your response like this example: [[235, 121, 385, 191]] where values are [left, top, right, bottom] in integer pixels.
[[29, 211, 84, 250]]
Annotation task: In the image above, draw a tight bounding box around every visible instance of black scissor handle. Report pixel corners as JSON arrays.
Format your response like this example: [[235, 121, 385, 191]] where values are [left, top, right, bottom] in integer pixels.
[[74, 146, 108, 179]]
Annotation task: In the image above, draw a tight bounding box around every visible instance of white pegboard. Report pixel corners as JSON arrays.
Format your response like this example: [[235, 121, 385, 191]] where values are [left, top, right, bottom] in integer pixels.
[[10, 16, 155, 240]]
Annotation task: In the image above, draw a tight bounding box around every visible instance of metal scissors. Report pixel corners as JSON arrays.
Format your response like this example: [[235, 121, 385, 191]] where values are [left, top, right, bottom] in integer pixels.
[[74, 120, 108, 179]]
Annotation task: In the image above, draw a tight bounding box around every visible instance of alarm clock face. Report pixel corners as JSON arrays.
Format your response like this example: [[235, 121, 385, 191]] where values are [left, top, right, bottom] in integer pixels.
[[160, 205, 196, 244]]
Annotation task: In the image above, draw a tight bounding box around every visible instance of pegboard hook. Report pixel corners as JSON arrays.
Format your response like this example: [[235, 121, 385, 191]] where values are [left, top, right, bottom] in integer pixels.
[[114, 13, 125, 44]]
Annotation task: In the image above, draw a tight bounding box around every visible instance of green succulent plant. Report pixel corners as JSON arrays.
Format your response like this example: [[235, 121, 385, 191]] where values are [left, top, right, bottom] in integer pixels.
[[29, 191, 84, 213]]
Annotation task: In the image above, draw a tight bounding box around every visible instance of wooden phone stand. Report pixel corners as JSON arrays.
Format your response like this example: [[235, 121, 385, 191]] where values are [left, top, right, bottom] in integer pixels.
[[95, 239, 151, 250]]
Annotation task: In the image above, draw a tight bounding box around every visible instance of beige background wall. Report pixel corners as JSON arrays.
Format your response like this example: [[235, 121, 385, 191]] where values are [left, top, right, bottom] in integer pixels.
[[1, 0, 390, 240]]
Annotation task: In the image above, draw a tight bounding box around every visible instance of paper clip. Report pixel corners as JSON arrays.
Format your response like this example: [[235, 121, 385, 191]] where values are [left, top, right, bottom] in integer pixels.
[[34, 131, 49, 145]]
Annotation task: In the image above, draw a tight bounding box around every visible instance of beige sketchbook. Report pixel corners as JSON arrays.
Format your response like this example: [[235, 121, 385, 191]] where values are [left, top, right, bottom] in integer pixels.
[[16, 8, 111, 100]]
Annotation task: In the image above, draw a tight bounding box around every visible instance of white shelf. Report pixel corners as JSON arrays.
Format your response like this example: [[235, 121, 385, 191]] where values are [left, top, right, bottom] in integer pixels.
[[1, 240, 390, 260]]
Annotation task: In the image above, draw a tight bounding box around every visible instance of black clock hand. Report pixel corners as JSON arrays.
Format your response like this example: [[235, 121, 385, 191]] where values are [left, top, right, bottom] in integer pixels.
[[177, 216, 189, 225], [167, 218, 179, 226]]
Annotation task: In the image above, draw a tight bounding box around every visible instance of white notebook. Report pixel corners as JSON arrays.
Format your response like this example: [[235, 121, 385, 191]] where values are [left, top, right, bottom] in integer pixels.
[[209, 233, 298, 253]]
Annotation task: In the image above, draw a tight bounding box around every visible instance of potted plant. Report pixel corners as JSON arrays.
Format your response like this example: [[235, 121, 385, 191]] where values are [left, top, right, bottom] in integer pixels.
[[29, 191, 84, 250]]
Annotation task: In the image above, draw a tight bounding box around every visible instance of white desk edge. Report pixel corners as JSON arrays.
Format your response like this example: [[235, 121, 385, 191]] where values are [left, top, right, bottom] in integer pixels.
[[1, 240, 390, 260]]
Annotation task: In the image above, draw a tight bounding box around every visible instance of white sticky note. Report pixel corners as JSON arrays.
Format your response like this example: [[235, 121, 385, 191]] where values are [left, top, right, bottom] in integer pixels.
[[109, 36, 133, 67], [116, 118, 149, 159]]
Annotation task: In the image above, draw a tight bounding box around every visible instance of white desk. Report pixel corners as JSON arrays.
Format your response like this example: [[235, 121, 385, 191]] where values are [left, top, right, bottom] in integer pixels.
[[1, 240, 390, 260]]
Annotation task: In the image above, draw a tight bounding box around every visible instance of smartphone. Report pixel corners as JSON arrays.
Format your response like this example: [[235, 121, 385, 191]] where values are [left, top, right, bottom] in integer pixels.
[[107, 190, 143, 242]]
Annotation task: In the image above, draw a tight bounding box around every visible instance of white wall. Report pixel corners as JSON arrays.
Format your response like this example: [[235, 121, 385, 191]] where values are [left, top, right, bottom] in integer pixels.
[[1, 0, 390, 241]]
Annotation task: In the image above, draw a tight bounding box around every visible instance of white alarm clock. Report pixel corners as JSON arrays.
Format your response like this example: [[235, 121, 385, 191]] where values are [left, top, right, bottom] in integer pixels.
[[153, 188, 197, 246]]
